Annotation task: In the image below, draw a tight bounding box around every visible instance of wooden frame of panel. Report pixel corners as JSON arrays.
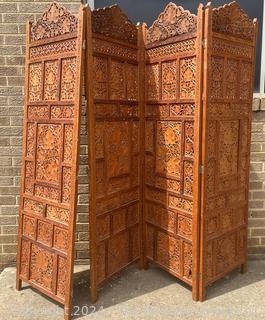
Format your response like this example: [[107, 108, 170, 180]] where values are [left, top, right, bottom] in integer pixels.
[[16, 3, 85, 319]]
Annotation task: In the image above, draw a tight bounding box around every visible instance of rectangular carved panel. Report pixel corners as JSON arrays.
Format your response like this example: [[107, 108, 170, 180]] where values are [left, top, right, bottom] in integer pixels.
[[89, 7, 140, 299], [201, 1, 257, 290], [145, 21, 197, 285], [16, 3, 84, 312]]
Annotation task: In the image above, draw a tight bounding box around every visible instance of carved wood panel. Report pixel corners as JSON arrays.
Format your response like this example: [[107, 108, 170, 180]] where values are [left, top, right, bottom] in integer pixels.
[[200, 2, 257, 300], [87, 5, 140, 302], [144, 2, 200, 287], [16, 3, 84, 318]]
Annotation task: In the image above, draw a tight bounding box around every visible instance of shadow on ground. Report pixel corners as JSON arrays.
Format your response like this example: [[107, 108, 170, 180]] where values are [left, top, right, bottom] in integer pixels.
[[1, 260, 265, 319]]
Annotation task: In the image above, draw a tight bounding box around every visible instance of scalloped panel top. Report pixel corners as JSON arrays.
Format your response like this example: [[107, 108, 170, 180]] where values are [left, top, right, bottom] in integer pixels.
[[92, 5, 137, 45], [30, 2, 78, 42], [212, 1, 255, 41], [146, 2, 197, 45]]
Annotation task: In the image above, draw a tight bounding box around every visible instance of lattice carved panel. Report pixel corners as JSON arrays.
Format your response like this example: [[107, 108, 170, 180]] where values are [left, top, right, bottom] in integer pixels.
[[16, 3, 84, 315], [201, 1, 257, 291], [89, 5, 140, 299]]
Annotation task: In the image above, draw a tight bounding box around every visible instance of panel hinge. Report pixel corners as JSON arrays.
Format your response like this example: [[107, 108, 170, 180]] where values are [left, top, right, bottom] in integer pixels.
[[82, 40, 86, 50], [202, 38, 207, 48], [199, 165, 204, 175]]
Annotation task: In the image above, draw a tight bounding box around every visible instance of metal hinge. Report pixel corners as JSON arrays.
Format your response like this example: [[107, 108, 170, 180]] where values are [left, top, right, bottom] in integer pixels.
[[82, 40, 86, 50], [199, 165, 204, 175], [202, 38, 207, 48]]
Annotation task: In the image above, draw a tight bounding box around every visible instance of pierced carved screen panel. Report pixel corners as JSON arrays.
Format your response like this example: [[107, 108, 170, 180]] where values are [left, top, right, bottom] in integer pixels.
[[199, 2, 258, 301], [143, 2, 202, 295], [16, 3, 84, 316], [87, 6, 141, 302]]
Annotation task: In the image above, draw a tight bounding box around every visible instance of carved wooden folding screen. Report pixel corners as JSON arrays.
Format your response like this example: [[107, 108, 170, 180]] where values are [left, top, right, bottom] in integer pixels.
[[17, 1, 257, 317], [16, 3, 84, 319], [87, 2, 257, 303]]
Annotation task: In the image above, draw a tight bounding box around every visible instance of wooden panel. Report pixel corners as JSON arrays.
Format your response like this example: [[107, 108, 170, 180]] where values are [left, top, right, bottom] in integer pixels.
[[143, 2, 203, 299], [16, 3, 84, 319], [87, 5, 141, 302], [199, 2, 258, 301]]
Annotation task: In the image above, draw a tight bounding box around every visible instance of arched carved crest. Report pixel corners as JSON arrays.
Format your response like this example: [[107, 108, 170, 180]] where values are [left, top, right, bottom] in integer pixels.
[[146, 2, 197, 45], [212, 1, 254, 41], [31, 2, 78, 41], [92, 5, 137, 45]]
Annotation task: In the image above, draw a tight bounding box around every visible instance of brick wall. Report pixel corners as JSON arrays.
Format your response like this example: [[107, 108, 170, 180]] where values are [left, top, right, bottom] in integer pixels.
[[0, 0, 89, 270], [249, 98, 265, 259], [0, 1, 265, 270]]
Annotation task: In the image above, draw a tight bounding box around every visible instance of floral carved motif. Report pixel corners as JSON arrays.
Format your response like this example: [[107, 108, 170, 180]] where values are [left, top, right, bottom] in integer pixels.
[[57, 257, 67, 298], [110, 60, 125, 100], [157, 232, 181, 274], [36, 124, 61, 184], [30, 244, 54, 290], [93, 56, 108, 100], [147, 2, 197, 45], [105, 122, 130, 178], [162, 60, 177, 100], [218, 121, 239, 177], [212, 2, 254, 41], [180, 57, 196, 99], [60, 57, 76, 101], [146, 64, 160, 100], [44, 60, 58, 101], [92, 5, 137, 45], [216, 234, 236, 275], [31, 2, 78, 41], [29, 63, 42, 102], [156, 121, 182, 178]]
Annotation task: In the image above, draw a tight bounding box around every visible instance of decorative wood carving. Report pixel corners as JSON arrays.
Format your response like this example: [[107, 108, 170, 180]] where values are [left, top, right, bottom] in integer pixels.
[[146, 2, 197, 45], [16, 3, 84, 320], [212, 1, 254, 41], [31, 2, 78, 41], [92, 4, 137, 45]]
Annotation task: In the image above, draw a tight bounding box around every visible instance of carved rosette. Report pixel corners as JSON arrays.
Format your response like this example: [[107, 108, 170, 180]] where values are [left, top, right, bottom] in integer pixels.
[[146, 2, 197, 44], [92, 5, 137, 45], [212, 1, 254, 41], [31, 2, 78, 41]]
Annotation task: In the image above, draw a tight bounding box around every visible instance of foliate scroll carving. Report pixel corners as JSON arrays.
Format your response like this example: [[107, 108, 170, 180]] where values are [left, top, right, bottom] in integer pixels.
[[212, 2, 254, 41], [31, 2, 78, 41], [92, 5, 137, 45], [180, 57, 196, 99], [29, 63, 42, 102], [60, 57, 76, 101], [156, 121, 182, 178], [147, 2, 197, 45]]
